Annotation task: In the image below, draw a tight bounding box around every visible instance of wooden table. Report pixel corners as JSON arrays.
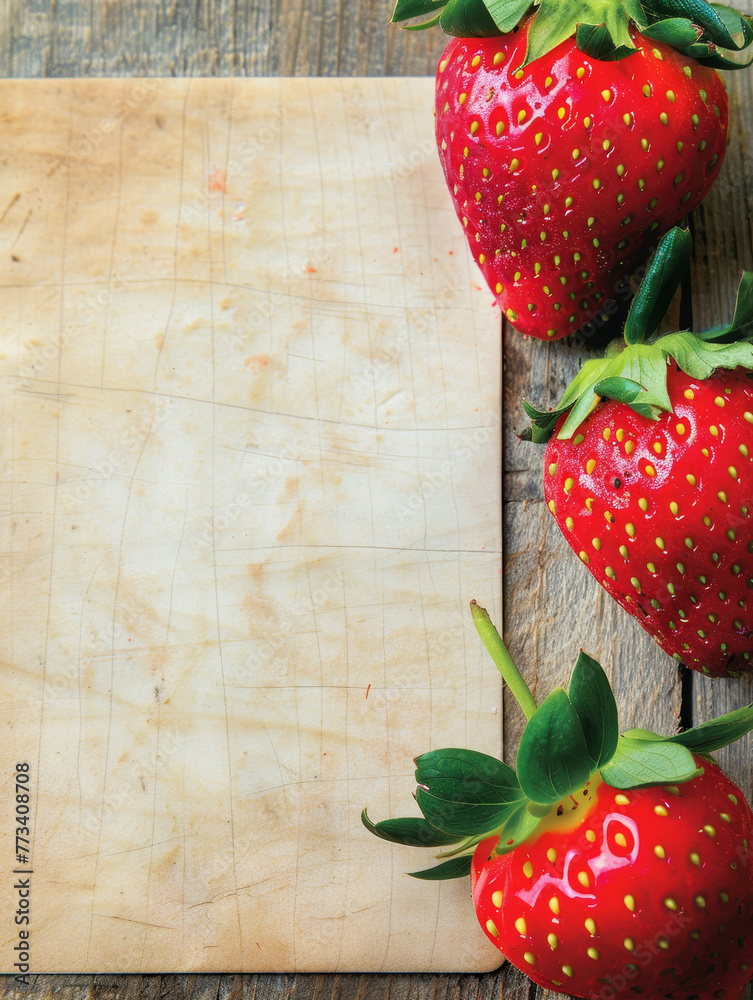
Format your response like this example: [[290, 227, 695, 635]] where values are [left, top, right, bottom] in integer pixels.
[[2, 3, 752, 999]]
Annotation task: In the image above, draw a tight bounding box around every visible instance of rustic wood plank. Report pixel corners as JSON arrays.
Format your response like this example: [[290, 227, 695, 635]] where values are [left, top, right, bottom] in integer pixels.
[[501, 491, 683, 757], [503, 335, 585, 503], [0, 0, 446, 78], [0, 973, 541, 1000]]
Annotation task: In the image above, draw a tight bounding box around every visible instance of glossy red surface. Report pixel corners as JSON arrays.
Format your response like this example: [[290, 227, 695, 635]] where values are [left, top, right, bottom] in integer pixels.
[[434, 27, 728, 340], [471, 761, 753, 998], [544, 365, 753, 677]]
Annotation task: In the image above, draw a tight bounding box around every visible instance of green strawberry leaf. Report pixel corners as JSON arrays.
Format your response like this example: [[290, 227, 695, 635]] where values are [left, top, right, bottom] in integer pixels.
[[524, 2, 645, 65], [599, 735, 702, 787], [706, 0, 753, 49], [403, 11, 443, 29], [390, 0, 753, 59], [436, 833, 488, 858], [643, 0, 750, 49], [697, 269, 753, 342], [391, 0, 445, 22], [652, 332, 753, 381], [524, 3, 583, 64], [682, 40, 753, 67], [493, 800, 541, 854], [616, 345, 675, 410], [414, 748, 528, 836], [624, 226, 692, 345], [484, 0, 534, 32], [713, 1, 753, 44], [535, 352, 619, 440], [521, 346, 625, 440], [622, 727, 664, 741], [728, 270, 753, 334], [439, 0, 503, 35], [575, 22, 640, 59], [408, 854, 474, 880], [592, 376, 645, 404], [554, 344, 673, 438], [519, 401, 561, 443], [711, 1, 753, 44], [568, 651, 620, 770], [517, 688, 593, 804], [415, 780, 525, 836], [666, 702, 753, 754], [415, 747, 519, 785], [640, 15, 703, 44], [361, 809, 463, 847]]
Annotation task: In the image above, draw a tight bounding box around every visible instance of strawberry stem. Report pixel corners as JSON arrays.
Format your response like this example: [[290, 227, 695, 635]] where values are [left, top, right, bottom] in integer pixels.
[[470, 601, 538, 720]]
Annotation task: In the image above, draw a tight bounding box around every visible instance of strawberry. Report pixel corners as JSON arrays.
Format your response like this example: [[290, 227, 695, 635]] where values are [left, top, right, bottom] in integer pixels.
[[363, 602, 753, 999], [471, 759, 753, 998], [524, 226, 753, 677], [392, 0, 753, 340]]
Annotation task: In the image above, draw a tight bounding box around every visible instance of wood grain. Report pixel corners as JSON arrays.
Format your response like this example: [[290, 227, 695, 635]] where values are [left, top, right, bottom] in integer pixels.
[[1, 1, 752, 998], [0, 0, 446, 78]]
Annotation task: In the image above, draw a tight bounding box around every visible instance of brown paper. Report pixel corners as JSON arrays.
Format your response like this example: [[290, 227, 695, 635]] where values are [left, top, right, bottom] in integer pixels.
[[0, 78, 503, 973]]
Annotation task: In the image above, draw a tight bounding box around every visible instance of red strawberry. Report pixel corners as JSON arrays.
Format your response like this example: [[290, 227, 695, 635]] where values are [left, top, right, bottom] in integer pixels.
[[435, 27, 726, 341], [525, 226, 753, 677], [392, 0, 753, 340], [471, 762, 753, 999], [363, 601, 753, 998]]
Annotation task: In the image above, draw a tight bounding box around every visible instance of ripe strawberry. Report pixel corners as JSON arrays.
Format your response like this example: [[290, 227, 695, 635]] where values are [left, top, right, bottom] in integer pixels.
[[471, 760, 753, 999], [525, 226, 753, 676], [435, 27, 726, 341], [392, 0, 753, 340], [364, 601, 753, 998]]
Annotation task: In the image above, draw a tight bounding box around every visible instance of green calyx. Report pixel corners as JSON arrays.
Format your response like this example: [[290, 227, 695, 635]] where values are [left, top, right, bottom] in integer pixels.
[[523, 226, 753, 444], [391, 0, 753, 67], [361, 602, 753, 880]]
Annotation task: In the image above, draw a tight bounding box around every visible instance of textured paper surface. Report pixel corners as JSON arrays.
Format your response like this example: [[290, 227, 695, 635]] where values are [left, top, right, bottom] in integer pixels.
[[0, 78, 503, 973]]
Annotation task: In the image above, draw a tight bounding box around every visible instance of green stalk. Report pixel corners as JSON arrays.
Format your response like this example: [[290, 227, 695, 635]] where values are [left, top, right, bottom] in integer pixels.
[[470, 601, 538, 721]]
